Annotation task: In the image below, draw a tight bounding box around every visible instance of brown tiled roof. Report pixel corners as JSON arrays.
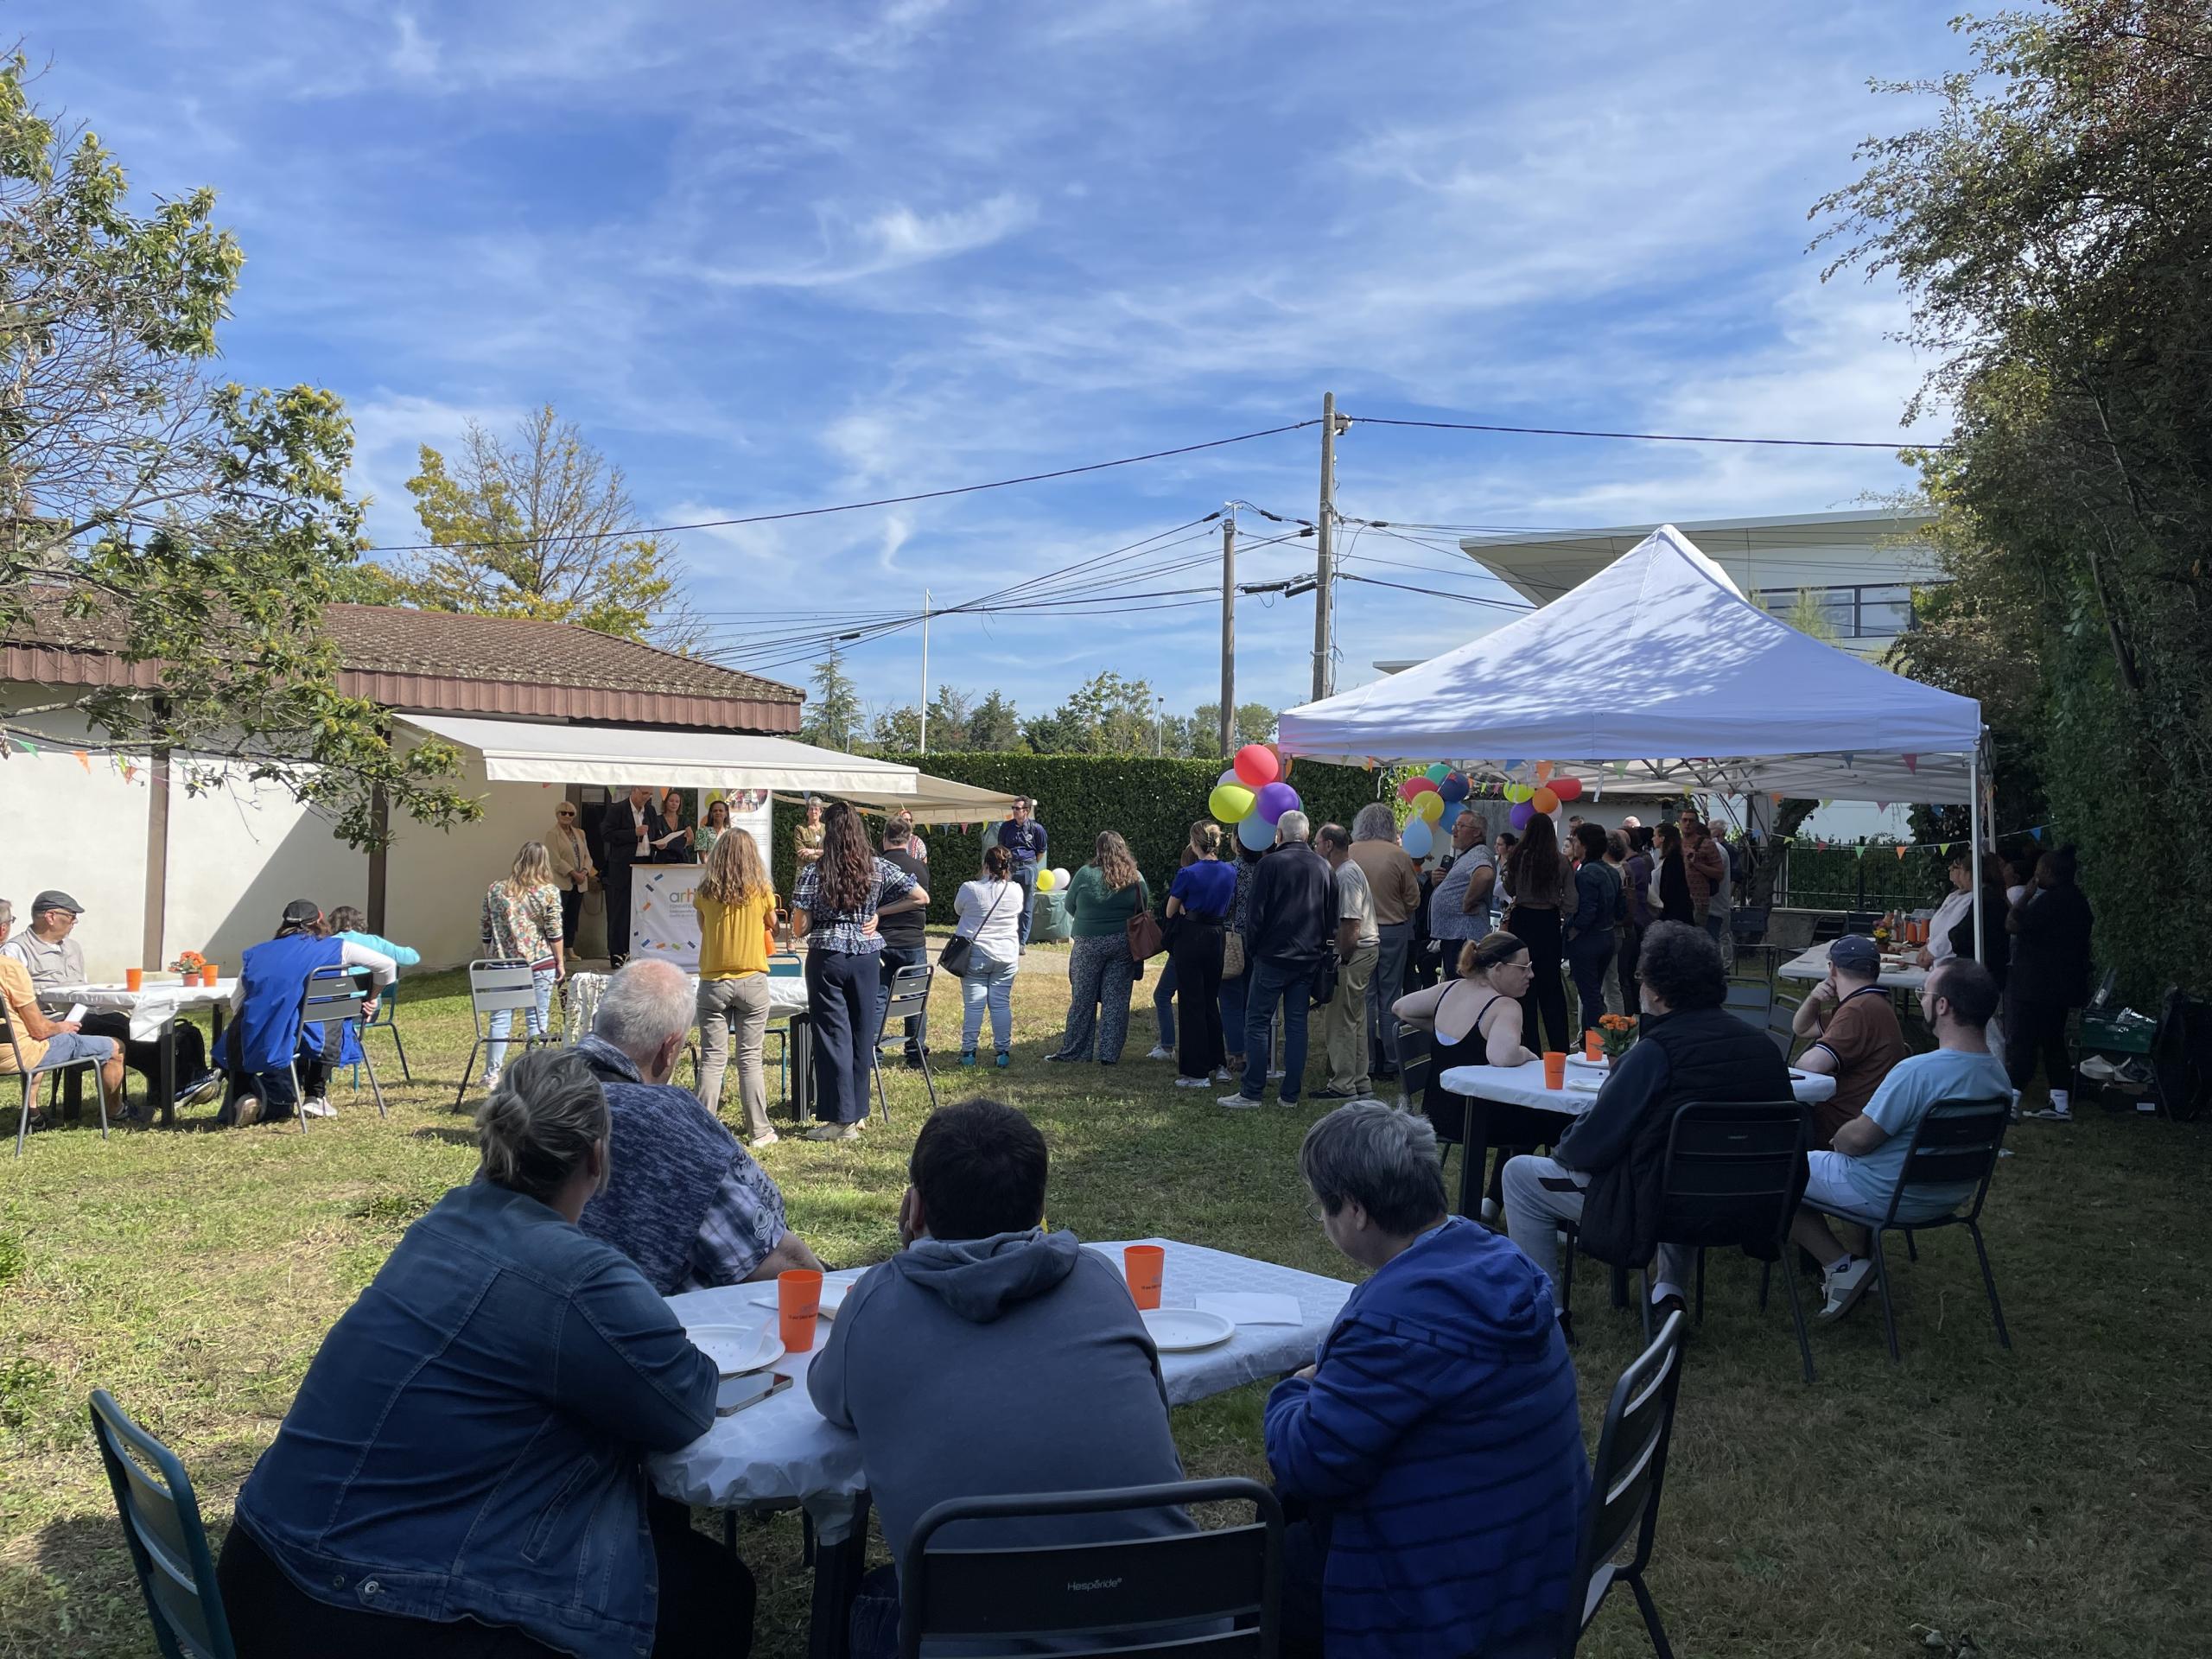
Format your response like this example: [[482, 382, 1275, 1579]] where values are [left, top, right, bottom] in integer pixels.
[[2, 592, 803, 734]]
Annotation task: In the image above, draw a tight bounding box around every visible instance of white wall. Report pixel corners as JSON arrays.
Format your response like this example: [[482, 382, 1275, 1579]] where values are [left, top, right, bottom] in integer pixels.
[[164, 758, 365, 974], [381, 756, 563, 971], [0, 705, 151, 980]]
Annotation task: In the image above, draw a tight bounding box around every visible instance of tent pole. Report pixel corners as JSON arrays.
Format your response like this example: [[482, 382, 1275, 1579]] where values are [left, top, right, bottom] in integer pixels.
[[1968, 736, 1984, 964]]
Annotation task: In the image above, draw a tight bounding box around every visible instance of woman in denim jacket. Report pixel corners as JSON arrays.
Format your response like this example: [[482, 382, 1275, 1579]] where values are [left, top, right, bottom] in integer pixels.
[[217, 1048, 751, 1658]]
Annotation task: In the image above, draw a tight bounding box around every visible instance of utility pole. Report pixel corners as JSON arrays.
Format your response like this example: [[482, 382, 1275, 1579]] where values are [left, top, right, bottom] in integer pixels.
[[1311, 391, 1342, 702], [1155, 696, 1166, 758], [918, 588, 931, 757], [1219, 509, 1236, 755]]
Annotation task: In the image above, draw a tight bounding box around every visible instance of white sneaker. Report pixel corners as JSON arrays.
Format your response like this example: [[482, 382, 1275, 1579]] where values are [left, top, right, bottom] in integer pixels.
[[1267, 1069, 1287, 1082], [482, 1070, 501, 1094], [1214, 1068, 1236, 1083], [1173, 1075, 1213, 1089], [2025, 1107, 2073, 1122], [803, 1122, 862, 1141], [751, 1129, 780, 1147], [1218, 1092, 1267, 1110], [1818, 1256, 1876, 1322], [1145, 1045, 1173, 1061], [301, 1096, 335, 1119]]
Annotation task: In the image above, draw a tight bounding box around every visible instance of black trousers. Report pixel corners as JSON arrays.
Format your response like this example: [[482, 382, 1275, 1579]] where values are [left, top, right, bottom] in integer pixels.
[[603, 864, 633, 959], [807, 948, 881, 1124], [2004, 992, 2075, 1097], [1171, 920, 1226, 1079], [216, 1502, 754, 1657], [1616, 921, 1643, 1014], [559, 885, 585, 952], [1565, 931, 1616, 1036], [1508, 906, 1573, 1052]]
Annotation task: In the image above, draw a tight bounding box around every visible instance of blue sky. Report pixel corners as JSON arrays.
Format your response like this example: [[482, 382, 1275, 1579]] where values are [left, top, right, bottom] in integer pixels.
[[25, 0, 1959, 728]]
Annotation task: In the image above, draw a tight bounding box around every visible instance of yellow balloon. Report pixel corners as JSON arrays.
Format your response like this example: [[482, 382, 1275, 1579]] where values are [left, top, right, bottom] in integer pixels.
[[1035, 868, 1057, 893], [1209, 782, 1256, 823], [1413, 790, 1445, 823]]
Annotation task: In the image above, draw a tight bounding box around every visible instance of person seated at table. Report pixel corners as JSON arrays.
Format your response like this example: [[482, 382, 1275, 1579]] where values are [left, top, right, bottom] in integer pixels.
[[1269, 1103, 1586, 1659], [1787, 958, 2012, 1322], [1501, 921, 1793, 1330], [1393, 931, 1548, 1223], [0, 895, 126, 1125], [1789, 934, 1908, 1149], [811, 1097, 1192, 1659], [576, 959, 823, 1293], [220, 900, 396, 1127], [216, 1047, 752, 1658], [324, 906, 420, 976], [0, 887, 217, 1113]]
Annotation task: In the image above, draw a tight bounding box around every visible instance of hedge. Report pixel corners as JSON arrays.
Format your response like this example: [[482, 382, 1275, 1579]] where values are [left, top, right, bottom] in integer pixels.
[[776, 753, 1389, 925]]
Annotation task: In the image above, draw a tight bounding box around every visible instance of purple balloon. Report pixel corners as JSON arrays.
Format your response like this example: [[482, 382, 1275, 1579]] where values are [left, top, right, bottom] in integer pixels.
[[1509, 800, 1535, 830], [1254, 781, 1300, 824]]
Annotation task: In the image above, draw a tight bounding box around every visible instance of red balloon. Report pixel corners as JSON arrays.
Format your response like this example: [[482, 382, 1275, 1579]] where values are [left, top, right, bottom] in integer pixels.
[[1551, 775, 1584, 802], [1233, 744, 1280, 787]]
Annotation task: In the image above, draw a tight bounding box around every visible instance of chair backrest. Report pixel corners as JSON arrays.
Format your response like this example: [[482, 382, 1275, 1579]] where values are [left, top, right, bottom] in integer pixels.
[[468, 958, 541, 1020], [357, 976, 400, 1027], [1766, 911, 1816, 952], [298, 964, 371, 1026], [1886, 1096, 2010, 1226], [1655, 1101, 1808, 1243], [1563, 1312, 1686, 1653], [901, 1478, 1281, 1659], [1396, 1021, 1433, 1103], [88, 1389, 237, 1659], [2087, 967, 2120, 1012], [0, 995, 34, 1073], [1723, 980, 1770, 1030], [883, 962, 932, 1021]]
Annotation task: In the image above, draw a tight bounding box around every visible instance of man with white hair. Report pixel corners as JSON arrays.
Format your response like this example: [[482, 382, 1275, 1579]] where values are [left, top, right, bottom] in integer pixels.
[[1222, 810, 1334, 1111], [576, 958, 823, 1293]]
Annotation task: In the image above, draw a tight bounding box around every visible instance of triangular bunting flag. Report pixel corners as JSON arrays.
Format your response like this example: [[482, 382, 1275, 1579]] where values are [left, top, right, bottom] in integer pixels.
[[1840, 752, 1856, 768], [73, 750, 90, 772], [1535, 760, 1554, 784], [1903, 753, 1919, 773], [1895, 845, 1907, 861], [1854, 845, 1868, 859], [1940, 842, 1951, 855], [2029, 826, 2044, 842], [1876, 801, 1889, 811]]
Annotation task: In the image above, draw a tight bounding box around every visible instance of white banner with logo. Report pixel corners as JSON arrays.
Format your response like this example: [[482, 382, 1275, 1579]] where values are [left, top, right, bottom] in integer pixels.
[[627, 790, 775, 970]]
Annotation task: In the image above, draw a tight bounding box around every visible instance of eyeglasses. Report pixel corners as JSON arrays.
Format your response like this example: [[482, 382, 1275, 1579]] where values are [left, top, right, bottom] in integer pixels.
[[1305, 1198, 1332, 1224]]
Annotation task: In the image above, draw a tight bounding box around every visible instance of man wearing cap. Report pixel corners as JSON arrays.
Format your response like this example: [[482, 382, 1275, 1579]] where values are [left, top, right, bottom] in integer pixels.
[[0, 896, 125, 1124], [1789, 934, 1908, 1148], [220, 901, 397, 1127], [0, 891, 215, 1116]]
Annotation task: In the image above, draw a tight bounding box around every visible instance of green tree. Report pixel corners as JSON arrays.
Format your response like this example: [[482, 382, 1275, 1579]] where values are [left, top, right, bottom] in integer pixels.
[[801, 651, 862, 750], [964, 689, 1022, 751], [1817, 0, 2212, 997], [925, 684, 971, 750], [1024, 670, 1160, 754], [871, 702, 922, 752], [396, 404, 702, 649], [1189, 702, 1277, 757], [0, 55, 474, 848]]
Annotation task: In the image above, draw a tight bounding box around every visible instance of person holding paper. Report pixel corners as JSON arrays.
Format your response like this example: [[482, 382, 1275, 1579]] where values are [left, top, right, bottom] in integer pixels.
[[0, 897, 125, 1120], [597, 784, 667, 966]]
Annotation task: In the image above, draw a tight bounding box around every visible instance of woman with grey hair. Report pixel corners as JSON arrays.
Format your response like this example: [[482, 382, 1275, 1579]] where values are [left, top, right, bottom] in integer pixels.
[[1268, 1102, 1586, 1659], [215, 1047, 757, 1656]]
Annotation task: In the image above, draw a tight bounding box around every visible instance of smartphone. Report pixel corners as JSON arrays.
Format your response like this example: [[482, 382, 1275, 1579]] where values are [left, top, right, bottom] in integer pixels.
[[715, 1371, 793, 1418]]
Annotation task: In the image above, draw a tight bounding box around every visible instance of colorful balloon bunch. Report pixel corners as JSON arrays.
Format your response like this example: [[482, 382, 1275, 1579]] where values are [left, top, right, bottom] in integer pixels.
[[1500, 766, 1584, 830], [1034, 864, 1074, 893], [1396, 763, 1478, 860], [1211, 743, 1300, 852]]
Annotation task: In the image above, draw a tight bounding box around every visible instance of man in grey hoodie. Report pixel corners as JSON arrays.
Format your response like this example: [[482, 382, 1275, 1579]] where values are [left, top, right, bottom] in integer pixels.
[[810, 1099, 1192, 1649]]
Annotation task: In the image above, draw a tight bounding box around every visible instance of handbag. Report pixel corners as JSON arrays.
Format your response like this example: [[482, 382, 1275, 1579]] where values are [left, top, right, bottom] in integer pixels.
[[1223, 930, 1246, 980], [939, 883, 1011, 979], [1309, 952, 1340, 1010], [1128, 906, 1166, 963]]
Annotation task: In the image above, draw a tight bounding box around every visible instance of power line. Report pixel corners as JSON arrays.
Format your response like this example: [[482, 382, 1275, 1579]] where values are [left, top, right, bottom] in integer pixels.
[[1346, 414, 1950, 451]]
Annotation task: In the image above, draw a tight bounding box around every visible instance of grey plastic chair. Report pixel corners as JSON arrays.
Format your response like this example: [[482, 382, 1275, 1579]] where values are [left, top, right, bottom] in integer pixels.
[[7, 997, 117, 1158], [1559, 1313, 1686, 1658], [89, 1389, 238, 1659], [454, 958, 546, 1108], [291, 964, 385, 1133], [870, 962, 938, 1122]]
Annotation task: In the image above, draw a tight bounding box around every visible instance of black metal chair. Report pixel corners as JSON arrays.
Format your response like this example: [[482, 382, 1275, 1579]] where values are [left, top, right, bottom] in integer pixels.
[[870, 963, 938, 1122], [1559, 1311, 1686, 1659], [292, 965, 386, 1132], [89, 1389, 238, 1659], [1804, 1096, 2012, 1363], [1395, 1020, 1433, 1116], [6, 997, 117, 1158], [1723, 978, 1771, 1032], [899, 1478, 1282, 1659], [1560, 1101, 1815, 1382], [1764, 985, 1804, 1063]]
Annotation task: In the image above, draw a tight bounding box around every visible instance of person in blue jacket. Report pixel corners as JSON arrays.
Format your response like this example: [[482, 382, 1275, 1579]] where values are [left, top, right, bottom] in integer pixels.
[[1267, 1103, 1588, 1659], [218, 900, 396, 1127]]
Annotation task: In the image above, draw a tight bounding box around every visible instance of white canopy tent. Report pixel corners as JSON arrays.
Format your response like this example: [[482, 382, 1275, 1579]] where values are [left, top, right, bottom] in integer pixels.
[[1278, 525, 1993, 945]]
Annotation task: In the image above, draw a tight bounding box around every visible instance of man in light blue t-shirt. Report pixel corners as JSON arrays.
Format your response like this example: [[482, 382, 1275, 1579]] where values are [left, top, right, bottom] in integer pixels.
[[1789, 957, 2012, 1322]]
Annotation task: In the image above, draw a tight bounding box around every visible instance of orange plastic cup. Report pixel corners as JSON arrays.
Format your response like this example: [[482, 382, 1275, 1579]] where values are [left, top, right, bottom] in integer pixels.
[[1123, 1244, 1165, 1311], [124, 968, 143, 993], [1542, 1052, 1567, 1090], [201, 964, 220, 987], [1583, 1029, 1601, 1062], [778, 1268, 823, 1353]]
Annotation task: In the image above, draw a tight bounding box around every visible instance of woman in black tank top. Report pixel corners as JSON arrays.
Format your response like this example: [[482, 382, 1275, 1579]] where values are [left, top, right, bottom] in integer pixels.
[[1393, 931, 1552, 1212]]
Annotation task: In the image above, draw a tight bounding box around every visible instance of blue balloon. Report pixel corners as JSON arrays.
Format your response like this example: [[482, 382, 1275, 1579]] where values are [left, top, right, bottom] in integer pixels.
[[1439, 772, 1469, 804], [1439, 799, 1464, 830], [1402, 817, 1435, 859], [1237, 811, 1275, 852]]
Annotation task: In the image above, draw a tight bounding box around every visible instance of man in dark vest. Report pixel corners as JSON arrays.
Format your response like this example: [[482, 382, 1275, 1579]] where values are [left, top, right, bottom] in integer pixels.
[[1502, 920, 1792, 1332]]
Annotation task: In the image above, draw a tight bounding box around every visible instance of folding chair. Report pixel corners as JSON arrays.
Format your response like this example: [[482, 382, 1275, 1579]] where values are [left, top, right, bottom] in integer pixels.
[[1765, 985, 1804, 1064], [7, 998, 117, 1158], [1805, 1096, 2012, 1363], [1723, 979, 1771, 1032], [89, 1389, 238, 1659], [453, 958, 546, 1109], [293, 965, 385, 1132], [870, 963, 938, 1123], [352, 976, 411, 1084], [1560, 1312, 1685, 1659], [1560, 1101, 1815, 1382], [1395, 1020, 1433, 1116], [900, 1478, 1282, 1659]]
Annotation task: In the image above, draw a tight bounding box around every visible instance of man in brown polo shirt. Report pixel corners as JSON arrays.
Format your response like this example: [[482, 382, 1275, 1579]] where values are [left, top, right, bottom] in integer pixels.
[[1346, 802, 1423, 1081], [1789, 934, 1908, 1147]]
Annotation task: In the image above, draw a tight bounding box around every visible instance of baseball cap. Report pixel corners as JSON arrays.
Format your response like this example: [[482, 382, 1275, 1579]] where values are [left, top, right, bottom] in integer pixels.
[[31, 890, 85, 916], [1827, 934, 1880, 975], [281, 899, 325, 930]]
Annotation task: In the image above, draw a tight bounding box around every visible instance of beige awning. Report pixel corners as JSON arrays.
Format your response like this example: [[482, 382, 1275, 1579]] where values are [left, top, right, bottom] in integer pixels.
[[397, 713, 926, 796], [775, 773, 1020, 826]]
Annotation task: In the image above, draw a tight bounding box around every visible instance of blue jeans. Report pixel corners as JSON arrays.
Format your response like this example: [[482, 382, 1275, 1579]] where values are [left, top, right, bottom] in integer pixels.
[[1154, 955, 1179, 1047], [1014, 865, 1038, 944], [485, 967, 556, 1078], [959, 953, 1016, 1052], [32, 1030, 115, 1071], [1240, 958, 1312, 1103]]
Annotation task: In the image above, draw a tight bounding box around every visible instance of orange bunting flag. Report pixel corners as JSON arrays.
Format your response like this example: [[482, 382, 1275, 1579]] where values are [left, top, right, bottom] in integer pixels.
[[1535, 760, 1554, 784], [73, 750, 91, 772], [1895, 845, 1908, 861]]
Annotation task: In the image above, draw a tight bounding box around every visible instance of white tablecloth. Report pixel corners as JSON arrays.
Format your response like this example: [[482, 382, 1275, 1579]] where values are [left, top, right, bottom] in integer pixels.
[[563, 969, 809, 1039], [1777, 945, 1929, 992], [1439, 1055, 1837, 1110], [647, 1236, 1354, 1539], [42, 980, 242, 1044]]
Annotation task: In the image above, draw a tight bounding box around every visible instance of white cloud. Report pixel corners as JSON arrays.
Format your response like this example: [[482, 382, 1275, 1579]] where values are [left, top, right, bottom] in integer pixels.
[[683, 193, 1037, 289], [390, 13, 439, 80]]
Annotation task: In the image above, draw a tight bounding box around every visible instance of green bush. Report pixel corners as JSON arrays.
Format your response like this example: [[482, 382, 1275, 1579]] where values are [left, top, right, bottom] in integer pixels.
[[780, 753, 1388, 924]]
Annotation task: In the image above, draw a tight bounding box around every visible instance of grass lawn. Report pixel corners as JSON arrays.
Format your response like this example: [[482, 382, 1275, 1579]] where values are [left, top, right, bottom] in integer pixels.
[[3, 955, 2209, 1658]]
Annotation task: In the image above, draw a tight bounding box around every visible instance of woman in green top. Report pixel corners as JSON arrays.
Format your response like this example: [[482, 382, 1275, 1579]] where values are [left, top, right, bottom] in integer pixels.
[[1046, 830, 1151, 1065], [694, 797, 731, 861]]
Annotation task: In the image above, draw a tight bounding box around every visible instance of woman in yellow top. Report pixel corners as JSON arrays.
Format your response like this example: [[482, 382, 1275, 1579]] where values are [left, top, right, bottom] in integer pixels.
[[691, 827, 779, 1145]]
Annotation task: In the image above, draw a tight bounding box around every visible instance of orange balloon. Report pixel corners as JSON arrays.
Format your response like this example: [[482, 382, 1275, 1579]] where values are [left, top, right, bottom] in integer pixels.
[[1531, 786, 1560, 815]]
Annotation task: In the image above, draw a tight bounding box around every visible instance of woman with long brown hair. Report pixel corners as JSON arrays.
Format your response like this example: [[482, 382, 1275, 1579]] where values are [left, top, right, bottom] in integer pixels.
[[1655, 822, 1694, 925], [1047, 830, 1152, 1065], [791, 802, 926, 1140], [692, 826, 779, 1143], [1502, 812, 1574, 1052]]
